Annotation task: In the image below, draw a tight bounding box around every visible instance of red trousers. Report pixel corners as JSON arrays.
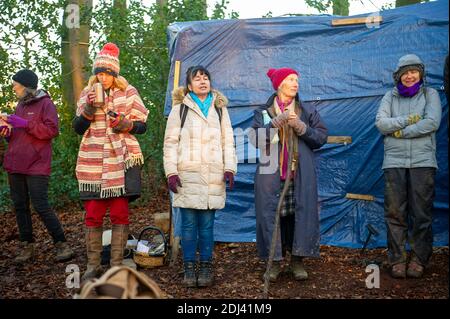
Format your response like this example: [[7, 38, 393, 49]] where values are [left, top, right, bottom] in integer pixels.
[[84, 197, 129, 227]]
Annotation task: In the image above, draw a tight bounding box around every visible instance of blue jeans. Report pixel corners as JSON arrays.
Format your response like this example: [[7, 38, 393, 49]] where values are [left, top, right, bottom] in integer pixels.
[[180, 208, 215, 262]]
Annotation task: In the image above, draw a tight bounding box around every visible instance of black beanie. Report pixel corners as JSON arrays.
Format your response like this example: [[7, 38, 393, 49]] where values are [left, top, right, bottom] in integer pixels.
[[12, 69, 38, 89]]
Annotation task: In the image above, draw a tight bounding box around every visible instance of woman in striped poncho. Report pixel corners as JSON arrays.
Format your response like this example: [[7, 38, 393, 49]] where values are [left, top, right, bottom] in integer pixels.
[[72, 43, 149, 281]]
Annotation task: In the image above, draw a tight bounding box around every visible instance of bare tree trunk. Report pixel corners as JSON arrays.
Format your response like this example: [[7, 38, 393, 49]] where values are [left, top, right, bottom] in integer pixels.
[[114, 0, 127, 10], [396, 0, 422, 7], [61, 0, 92, 109], [333, 0, 349, 16], [61, 8, 74, 109], [71, 0, 92, 103], [110, 0, 129, 44]]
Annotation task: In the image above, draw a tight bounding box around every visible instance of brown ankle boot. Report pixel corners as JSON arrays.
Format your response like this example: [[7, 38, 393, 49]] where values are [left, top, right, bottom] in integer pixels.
[[82, 227, 103, 282], [264, 261, 281, 283], [407, 261, 424, 278], [55, 241, 74, 262], [15, 241, 35, 263], [110, 224, 129, 267], [391, 262, 406, 279], [290, 255, 308, 280]]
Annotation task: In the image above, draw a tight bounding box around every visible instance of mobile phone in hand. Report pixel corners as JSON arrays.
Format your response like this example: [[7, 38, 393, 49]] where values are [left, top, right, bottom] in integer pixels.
[[107, 110, 118, 118]]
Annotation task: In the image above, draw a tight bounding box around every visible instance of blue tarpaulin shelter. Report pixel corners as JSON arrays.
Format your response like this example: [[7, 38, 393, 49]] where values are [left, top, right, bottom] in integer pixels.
[[164, 0, 449, 248]]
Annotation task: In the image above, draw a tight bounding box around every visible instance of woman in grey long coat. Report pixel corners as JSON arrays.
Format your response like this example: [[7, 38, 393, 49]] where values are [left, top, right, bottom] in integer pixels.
[[250, 67, 328, 282]]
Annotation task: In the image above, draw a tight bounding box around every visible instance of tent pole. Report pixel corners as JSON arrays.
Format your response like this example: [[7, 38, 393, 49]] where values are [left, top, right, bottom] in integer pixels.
[[169, 60, 182, 267]]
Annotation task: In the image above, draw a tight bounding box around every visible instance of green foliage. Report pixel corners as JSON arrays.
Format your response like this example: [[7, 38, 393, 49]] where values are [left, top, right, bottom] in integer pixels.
[[305, 0, 349, 16], [0, 0, 235, 211], [395, 0, 427, 7], [211, 0, 239, 20]]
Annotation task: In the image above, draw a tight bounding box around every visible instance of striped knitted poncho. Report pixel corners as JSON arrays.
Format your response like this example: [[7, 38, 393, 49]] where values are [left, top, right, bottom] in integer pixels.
[[75, 78, 149, 198]]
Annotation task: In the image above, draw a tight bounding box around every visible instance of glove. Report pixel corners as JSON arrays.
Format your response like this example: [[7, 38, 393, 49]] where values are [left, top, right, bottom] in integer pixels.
[[82, 104, 97, 120], [407, 114, 421, 125], [223, 171, 234, 190], [271, 111, 289, 129], [392, 130, 403, 138], [0, 125, 11, 137], [288, 116, 307, 135], [7, 114, 28, 129], [82, 91, 100, 120], [168, 175, 182, 193], [82, 91, 103, 120], [110, 113, 133, 133]]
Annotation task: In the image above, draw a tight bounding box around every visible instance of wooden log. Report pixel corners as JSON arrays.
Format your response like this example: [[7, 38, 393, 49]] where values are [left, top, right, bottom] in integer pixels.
[[327, 136, 352, 144], [173, 60, 181, 89], [345, 193, 375, 201], [332, 16, 382, 26]]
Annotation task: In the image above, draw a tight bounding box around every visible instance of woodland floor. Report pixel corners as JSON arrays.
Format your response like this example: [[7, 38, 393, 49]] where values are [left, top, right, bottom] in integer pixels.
[[0, 186, 448, 299]]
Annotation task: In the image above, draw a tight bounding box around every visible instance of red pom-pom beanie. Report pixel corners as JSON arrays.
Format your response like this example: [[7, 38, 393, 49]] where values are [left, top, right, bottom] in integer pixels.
[[93, 43, 120, 77]]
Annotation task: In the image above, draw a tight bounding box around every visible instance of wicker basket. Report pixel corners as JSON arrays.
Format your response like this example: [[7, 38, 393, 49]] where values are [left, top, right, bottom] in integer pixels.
[[133, 226, 167, 269]]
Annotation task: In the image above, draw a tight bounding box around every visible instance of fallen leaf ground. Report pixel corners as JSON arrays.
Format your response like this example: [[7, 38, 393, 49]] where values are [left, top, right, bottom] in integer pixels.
[[0, 187, 448, 299]]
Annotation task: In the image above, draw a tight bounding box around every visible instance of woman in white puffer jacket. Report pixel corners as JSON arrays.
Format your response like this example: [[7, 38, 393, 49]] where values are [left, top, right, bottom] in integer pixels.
[[163, 65, 237, 288]]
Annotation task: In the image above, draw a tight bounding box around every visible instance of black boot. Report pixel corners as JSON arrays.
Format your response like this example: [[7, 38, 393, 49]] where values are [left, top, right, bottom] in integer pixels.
[[183, 262, 197, 288], [197, 261, 214, 287]]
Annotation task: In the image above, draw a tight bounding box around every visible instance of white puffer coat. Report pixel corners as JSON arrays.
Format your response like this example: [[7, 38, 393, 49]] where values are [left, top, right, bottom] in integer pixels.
[[163, 87, 237, 210]]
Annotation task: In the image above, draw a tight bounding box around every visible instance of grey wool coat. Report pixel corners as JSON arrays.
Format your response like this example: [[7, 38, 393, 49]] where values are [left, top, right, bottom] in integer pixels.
[[250, 93, 328, 260]]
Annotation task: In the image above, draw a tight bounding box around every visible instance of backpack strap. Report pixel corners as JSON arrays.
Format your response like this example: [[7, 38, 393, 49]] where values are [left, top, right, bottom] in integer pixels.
[[179, 103, 223, 129], [215, 106, 222, 124], [179, 103, 189, 129]]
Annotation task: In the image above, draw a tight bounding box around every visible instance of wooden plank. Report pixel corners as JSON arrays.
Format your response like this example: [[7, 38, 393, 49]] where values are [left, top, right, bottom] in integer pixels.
[[169, 204, 180, 267], [169, 237, 180, 267], [167, 57, 180, 262], [332, 16, 382, 26], [346, 193, 375, 201], [173, 60, 181, 89], [154, 212, 170, 233], [327, 136, 352, 144]]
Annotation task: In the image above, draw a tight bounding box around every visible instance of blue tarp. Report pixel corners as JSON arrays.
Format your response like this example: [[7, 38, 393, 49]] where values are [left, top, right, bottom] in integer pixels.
[[164, 0, 449, 248]]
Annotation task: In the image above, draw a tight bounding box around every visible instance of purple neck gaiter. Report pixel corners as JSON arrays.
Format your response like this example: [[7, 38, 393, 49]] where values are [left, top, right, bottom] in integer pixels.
[[397, 80, 423, 97]]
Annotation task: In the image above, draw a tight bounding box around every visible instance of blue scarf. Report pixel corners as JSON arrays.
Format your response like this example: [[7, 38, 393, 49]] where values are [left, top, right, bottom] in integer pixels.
[[189, 92, 213, 117]]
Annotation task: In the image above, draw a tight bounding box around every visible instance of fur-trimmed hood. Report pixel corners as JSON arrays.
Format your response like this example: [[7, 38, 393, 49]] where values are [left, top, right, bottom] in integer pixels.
[[172, 86, 228, 108]]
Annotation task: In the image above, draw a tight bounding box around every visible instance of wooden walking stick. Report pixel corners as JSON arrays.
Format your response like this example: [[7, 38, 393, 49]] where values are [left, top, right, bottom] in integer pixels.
[[263, 121, 296, 298]]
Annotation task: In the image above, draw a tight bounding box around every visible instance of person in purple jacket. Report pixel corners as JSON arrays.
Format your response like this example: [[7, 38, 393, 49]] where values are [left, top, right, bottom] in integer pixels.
[[0, 69, 73, 264]]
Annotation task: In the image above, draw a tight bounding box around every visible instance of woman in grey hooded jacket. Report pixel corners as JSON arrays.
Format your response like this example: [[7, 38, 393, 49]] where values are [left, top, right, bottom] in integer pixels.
[[375, 54, 442, 279]]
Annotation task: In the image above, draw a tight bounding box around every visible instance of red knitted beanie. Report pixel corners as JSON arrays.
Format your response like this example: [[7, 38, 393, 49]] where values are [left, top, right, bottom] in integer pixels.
[[267, 67, 299, 90]]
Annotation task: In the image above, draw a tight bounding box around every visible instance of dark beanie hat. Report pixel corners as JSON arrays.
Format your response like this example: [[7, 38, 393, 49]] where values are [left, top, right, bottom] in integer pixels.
[[12, 69, 38, 89]]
